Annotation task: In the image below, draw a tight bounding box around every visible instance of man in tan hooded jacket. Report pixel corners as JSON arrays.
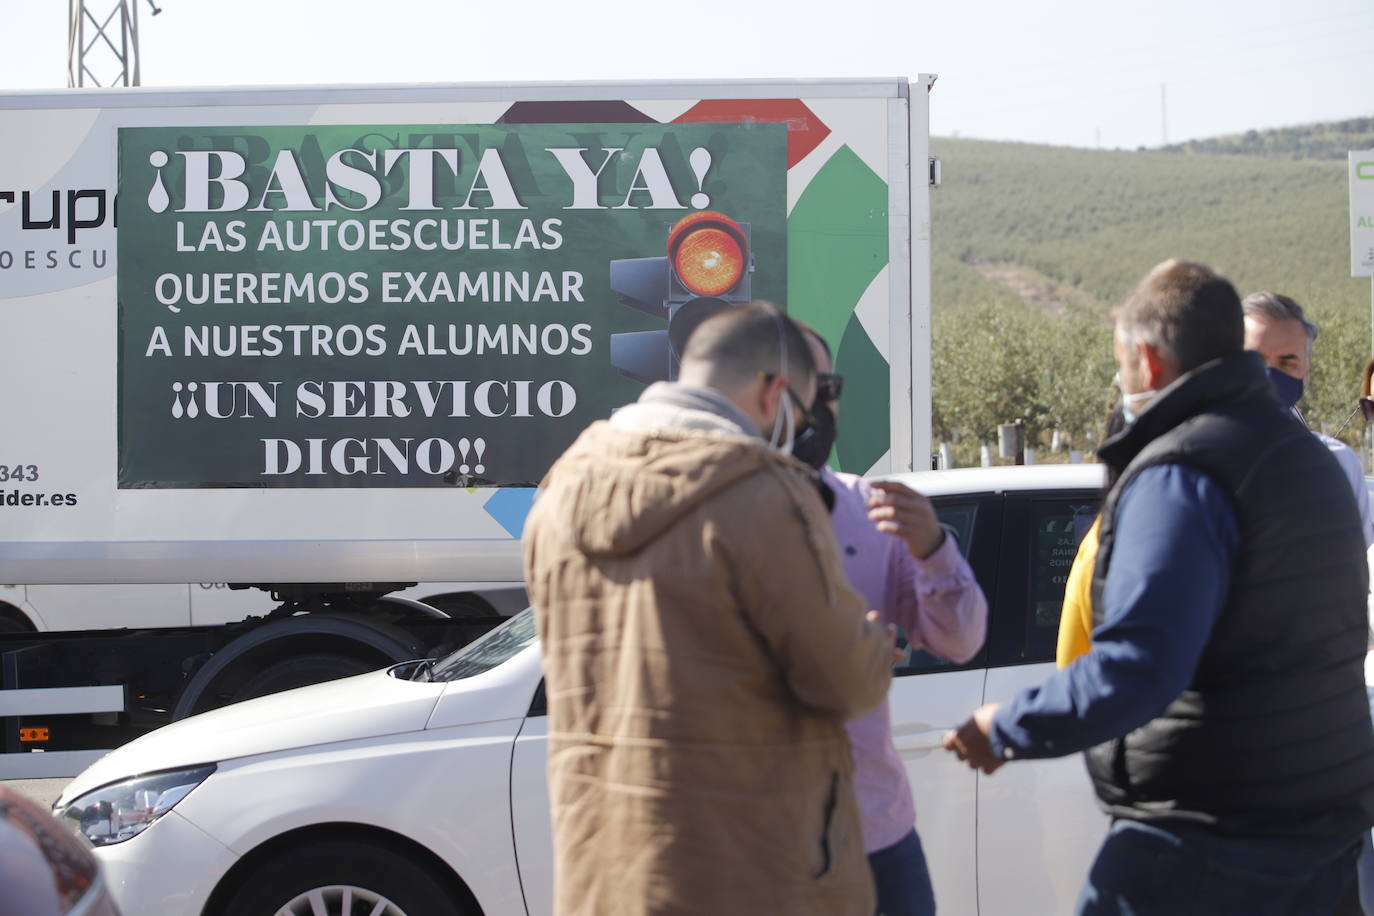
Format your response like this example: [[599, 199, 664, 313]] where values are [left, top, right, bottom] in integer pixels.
[[524, 303, 896, 916]]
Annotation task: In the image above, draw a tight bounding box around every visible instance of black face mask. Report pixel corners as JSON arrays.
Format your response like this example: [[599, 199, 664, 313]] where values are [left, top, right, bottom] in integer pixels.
[[792, 397, 837, 470]]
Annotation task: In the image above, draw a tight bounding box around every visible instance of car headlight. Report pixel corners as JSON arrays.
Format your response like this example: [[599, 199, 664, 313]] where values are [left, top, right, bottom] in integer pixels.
[[56, 764, 216, 847]]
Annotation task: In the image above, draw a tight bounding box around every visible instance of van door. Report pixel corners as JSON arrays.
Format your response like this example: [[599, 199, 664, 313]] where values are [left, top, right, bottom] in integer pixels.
[[978, 491, 1102, 915], [886, 492, 999, 916]]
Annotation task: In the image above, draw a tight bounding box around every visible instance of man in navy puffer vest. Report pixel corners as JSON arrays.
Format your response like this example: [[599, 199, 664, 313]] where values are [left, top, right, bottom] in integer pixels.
[[945, 259, 1374, 916]]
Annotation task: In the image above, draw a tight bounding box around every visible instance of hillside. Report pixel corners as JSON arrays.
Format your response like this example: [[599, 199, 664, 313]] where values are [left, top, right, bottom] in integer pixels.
[[927, 136, 1370, 455], [1159, 118, 1374, 161]]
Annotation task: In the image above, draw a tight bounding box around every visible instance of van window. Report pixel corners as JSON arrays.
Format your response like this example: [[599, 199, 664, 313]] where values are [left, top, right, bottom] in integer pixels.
[[894, 500, 979, 673], [1023, 500, 1097, 660]]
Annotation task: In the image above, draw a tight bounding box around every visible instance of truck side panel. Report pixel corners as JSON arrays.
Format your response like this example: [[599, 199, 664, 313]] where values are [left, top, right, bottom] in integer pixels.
[[0, 80, 921, 585]]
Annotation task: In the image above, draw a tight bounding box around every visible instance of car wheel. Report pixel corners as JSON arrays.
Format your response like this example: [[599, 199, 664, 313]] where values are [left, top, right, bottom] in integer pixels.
[[222, 839, 466, 916]]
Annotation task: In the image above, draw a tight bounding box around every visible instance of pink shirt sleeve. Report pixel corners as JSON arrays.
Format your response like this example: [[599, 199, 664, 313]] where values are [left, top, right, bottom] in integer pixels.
[[886, 512, 987, 664]]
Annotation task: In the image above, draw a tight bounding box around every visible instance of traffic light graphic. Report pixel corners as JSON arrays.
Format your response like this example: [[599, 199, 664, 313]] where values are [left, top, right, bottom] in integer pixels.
[[609, 211, 754, 384]]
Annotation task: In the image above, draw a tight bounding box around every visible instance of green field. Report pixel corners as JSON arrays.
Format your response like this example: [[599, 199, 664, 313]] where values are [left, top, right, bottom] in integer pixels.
[[928, 130, 1371, 462]]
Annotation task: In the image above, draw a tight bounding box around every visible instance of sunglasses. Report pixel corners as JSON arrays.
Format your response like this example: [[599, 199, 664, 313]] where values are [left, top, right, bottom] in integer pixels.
[[1332, 397, 1374, 438], [816, 372, 844, 403]]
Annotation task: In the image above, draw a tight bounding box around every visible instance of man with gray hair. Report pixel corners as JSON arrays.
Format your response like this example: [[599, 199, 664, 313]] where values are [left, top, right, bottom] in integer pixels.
[[1247, 292, 1374, 914], [525, 301, 895, 915], [1241, 290, 1373, 546], [945, 259, 1374, 914]]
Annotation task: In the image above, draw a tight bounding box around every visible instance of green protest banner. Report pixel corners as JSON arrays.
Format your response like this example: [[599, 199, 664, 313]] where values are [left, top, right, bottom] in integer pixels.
[[117, 122, 787, 488]]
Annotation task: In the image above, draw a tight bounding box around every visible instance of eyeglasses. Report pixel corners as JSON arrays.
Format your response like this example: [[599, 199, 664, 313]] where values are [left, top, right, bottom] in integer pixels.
[[816, 372, 844, 403]]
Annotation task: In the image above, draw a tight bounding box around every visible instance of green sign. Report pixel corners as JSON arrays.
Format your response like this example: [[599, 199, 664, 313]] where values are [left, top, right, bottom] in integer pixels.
[[117, 123, 787, 488], [1351, 149, 1374, 278]]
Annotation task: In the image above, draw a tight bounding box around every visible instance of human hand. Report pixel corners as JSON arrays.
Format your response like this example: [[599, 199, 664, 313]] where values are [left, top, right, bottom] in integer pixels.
[[865, 610, 904, 662], [943, 703, 1005, 775], [867, 480, 944, 560]]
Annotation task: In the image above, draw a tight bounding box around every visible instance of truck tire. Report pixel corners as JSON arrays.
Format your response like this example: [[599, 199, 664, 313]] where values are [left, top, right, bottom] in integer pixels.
[[415, 592, 498, 618], [221, 839, 466, 916], [230, 652, 378, 703], [0, 605, 35, 634], [173, 614, 426, 720]]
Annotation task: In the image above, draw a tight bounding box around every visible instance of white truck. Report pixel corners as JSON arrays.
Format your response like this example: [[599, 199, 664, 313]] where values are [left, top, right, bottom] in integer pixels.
[[0, 76, 937, 777]]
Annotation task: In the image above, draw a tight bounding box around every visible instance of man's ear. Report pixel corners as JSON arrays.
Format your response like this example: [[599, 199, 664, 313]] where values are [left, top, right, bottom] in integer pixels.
[[757, 373, 787, 421], [1137, 341, 1169, 389]]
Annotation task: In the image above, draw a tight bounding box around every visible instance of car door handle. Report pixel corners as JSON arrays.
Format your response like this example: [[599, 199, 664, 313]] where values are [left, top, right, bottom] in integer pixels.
[[891, 725, 954, 756]]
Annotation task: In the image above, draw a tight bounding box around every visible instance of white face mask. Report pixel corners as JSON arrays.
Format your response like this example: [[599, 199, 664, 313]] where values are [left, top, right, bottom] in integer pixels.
[[1114, 372, 1155, 424], [768, 387, 796, 456]]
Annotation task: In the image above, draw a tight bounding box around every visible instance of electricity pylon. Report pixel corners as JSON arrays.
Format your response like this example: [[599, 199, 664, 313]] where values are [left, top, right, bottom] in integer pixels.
[[67, 0, 162, 88]]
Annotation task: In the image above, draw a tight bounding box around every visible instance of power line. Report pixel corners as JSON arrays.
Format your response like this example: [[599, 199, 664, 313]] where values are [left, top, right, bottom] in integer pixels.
[[939, 37, 1374, 126], [934, 7, 1374, 98]]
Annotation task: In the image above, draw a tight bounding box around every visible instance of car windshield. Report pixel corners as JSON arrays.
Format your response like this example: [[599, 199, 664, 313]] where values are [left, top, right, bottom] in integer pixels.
[[419, 607, 537, 682]]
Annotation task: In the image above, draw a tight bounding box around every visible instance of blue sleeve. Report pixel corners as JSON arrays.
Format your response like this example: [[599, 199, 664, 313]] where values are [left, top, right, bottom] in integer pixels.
[[989, 464, 1238, 759]]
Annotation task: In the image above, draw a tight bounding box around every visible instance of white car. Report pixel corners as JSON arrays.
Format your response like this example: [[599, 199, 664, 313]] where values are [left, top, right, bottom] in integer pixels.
[[56, 465, 1107, 916]]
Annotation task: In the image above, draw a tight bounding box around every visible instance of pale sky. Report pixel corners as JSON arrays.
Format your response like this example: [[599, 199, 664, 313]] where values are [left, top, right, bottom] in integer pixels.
[[3, 0, 1371, 150]]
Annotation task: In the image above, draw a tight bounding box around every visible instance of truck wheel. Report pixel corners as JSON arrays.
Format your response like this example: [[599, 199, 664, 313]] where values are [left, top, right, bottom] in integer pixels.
[[416, 592, 498, 617], [0, 605, 34, 633], [173, 614, 427, 720], [231, 652, 377, 703], [222, 839, 465, 916]]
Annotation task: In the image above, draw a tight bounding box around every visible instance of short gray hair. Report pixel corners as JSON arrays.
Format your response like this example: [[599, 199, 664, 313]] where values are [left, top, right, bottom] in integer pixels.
[[1241, 291, 1318, 345], [1112, 259, 1243, 373]]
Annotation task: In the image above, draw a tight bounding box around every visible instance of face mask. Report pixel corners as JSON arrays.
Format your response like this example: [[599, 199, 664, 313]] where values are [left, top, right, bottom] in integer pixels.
[[792, 397, 837, 470], [768, 387, 796, 457], [1114, 373, 1155, 425], [1266, 367, 1304, 409]]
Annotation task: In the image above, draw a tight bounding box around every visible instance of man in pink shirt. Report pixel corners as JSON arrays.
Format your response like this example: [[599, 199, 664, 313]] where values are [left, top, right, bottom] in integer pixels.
[[798, 329, 989, 915]]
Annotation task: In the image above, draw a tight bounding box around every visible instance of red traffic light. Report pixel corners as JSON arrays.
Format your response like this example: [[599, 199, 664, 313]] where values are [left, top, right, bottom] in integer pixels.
[[667, 211, 749, 297]]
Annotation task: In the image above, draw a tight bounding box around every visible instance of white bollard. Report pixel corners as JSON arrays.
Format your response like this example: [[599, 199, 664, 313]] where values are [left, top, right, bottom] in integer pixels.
[[980, 444, 992, 467], [1024, 447, 1036, 466], [938, 443, 953, 470], [1069, 450, 1084, 464]]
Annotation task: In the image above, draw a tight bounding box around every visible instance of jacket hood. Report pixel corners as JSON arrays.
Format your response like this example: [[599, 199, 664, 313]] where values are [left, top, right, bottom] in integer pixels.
[[542, 421, 799, 557]]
